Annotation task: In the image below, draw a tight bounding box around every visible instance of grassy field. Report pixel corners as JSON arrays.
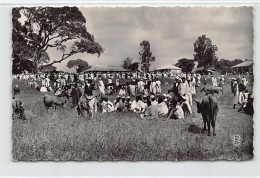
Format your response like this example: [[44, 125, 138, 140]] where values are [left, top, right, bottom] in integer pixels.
[[12, 75, 254, 161]]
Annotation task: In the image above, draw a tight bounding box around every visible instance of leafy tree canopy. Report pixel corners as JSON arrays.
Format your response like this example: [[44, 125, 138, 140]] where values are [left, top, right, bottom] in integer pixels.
[[12, 7, 104, 73], [175, 58, 195, 73], [121, 57, 139, 72], [67, 59, 91, 73], [139, 40, 155, 73], [194, 35, 218, 70]]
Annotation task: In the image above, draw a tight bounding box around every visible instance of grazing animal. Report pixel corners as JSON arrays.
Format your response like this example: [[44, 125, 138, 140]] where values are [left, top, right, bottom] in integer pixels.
[[54, 89, 71, 100], [193, 95, 219, 136], [43, 95, 67, 111], [12, 98, 25, 120], [13, 85, 20, 95], [77, 96, 97, 119], [201, 86, 223, 98]]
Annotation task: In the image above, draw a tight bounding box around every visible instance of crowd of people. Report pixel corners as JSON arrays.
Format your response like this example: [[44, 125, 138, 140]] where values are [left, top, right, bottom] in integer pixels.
[[13, 70, 253, 119], [231, 76, 253, 115]]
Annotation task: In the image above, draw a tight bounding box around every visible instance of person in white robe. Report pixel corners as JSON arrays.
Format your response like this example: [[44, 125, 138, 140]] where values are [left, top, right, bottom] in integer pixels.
[[98, 80, 105, 95]]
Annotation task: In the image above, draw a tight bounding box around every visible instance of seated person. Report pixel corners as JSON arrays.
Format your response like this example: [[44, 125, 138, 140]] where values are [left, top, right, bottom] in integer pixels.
[[124, 96, 132, 111], [150, 95, 158, 106], [157, 95, 169, 117], [167, 98, 184, 119], [131, 95, 146, 114], [114, 96, 125, 112], [101, 97, 114, 113], [40, 85, 47, 92]]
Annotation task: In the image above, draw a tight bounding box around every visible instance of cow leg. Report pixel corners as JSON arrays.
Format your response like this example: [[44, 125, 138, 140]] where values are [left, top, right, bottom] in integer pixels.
[[212, 119, 216, 136], [207, 119, 211, 136], [89, 111, 93, 120], [77, 106, 81, 115], [203, 116, 207, 131]]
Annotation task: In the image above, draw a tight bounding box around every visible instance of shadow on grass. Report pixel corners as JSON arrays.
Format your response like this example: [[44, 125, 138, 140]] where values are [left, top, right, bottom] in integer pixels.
[[188, 124, 203, 134]]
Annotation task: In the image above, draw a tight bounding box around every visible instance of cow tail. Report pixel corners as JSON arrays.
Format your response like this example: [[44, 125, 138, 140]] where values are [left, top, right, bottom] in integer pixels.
[[43, 96, 47, 105]]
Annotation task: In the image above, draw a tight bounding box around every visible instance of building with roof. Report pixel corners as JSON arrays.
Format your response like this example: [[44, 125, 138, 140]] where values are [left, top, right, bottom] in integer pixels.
[[192, 66, 219, 75], [231, 60, 253, 74], [154, 64, 182, 74], [84, 65, 129, 73]]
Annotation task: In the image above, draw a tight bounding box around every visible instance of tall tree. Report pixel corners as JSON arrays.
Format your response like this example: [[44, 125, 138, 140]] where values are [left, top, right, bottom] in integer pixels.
[[215, 58, 243, 74], [139, 40, 156, 73], [121, 57, 140, 71], [193, 35, 218, 70], [175, 58, 195, 73], [67, 59, 91, 73], [40, 65, 57, 72], [12, 7, 104, 73], [122, 57, 133, 70]]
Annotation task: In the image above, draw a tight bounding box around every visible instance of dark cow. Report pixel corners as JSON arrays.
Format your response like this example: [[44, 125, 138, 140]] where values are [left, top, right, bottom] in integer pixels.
[[193, 95, 219, 136], [43, 95, 67, 111], [12, 98, 26, 120], [201, 86, 223, 98]]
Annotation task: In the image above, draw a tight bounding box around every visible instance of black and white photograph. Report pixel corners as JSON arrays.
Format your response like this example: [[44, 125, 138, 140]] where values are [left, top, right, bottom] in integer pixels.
[[11, 6, 254, 161]]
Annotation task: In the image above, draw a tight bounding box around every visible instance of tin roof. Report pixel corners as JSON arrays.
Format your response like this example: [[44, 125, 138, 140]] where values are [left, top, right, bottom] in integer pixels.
[[84, 65, 129, 72], [155, 64, 181, 70], [232, 60, 253, 68]]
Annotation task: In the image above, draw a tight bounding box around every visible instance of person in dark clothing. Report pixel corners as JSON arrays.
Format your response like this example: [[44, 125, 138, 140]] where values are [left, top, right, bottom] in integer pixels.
[[70, 83, 82, 108], [74, 73, 78, 83], [244, 94, 254, 115], [84, 79, 95, 97]]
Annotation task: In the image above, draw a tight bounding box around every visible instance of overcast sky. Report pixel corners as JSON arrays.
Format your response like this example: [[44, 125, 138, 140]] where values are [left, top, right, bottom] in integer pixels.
[[48, 7, 253, 72]]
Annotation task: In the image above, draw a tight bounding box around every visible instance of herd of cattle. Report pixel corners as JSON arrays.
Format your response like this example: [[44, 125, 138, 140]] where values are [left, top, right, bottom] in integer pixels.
[[12, 78, 222, 137]]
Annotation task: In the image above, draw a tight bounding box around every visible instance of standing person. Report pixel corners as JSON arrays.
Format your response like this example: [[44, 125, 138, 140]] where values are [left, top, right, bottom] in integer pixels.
[[60, 76, 66, 89], [241, 76, 248, 86], [178, 77, 192, 114], [212, 76, 218, 87], [129, 81, 136, 96], [204, 76, 207, 85], [155, 78, 162, 94], [233, 80, 239, 109], [74, 73, 78, 83], [137, 80, 144, 94], [150, 79, 156, 94], [98, 79, 105, 96], [83, 79, 97, 113], [70, 83, 82, 108], [115, 78, 120, 94]]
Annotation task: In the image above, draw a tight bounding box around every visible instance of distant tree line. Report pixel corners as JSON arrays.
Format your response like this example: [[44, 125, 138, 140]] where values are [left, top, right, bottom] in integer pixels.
[[174, 35, 244, 74]]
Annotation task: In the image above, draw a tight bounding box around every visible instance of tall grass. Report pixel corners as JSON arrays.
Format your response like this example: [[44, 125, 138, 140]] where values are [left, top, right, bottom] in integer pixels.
[[12, 75, 254, 161]]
